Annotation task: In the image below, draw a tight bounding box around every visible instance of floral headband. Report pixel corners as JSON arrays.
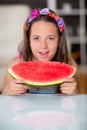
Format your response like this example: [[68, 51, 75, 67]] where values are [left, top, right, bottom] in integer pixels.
[[24, 8, 65, 33]]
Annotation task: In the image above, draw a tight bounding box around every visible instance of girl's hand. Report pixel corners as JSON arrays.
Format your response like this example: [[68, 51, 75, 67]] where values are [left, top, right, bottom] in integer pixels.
[[2, 79, 31, 96], [60, 77, 77, 95]]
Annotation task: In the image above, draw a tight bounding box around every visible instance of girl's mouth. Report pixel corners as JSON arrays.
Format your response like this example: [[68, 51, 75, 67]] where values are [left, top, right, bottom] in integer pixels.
[[39, 51, 49, 58]]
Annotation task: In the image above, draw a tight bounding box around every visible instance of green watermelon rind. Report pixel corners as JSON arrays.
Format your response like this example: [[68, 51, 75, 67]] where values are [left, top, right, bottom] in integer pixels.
[[8, 66, 76, 87]]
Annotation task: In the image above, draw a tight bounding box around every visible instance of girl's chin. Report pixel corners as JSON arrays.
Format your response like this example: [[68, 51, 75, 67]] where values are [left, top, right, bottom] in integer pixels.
[[36, 58, 50, 62], [38, 58, 50, 61], [32, 56, 52, 61]]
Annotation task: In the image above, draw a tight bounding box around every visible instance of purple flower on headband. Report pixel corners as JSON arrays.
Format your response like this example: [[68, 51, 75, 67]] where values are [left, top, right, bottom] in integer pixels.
[[28, 17, 32, 23], [28, 9, 40, 23], [40, 8, 50, 15], [56, 18, 64, 28]]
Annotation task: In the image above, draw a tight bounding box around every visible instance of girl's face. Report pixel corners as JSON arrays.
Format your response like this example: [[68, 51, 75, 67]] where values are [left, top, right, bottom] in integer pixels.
[[30, 21, 59, 61]]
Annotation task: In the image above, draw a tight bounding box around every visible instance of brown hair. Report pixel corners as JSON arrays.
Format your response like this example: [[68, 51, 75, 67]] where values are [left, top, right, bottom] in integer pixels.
[[18, 9, 69, 63]]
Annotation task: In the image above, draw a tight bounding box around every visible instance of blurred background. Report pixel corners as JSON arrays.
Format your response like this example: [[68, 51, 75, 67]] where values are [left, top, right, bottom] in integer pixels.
[[0, 0, 87, 93]]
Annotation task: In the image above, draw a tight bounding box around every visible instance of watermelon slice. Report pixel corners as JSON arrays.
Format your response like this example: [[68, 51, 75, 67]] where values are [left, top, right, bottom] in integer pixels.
[[8, 61, 76, 86]]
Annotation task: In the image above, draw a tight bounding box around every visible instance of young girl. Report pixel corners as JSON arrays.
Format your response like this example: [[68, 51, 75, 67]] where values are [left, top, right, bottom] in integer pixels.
[[2, 8, 80, 95]]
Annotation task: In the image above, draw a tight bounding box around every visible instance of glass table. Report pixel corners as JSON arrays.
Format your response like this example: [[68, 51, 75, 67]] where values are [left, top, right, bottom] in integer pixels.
[[0, 94, 87, 130]]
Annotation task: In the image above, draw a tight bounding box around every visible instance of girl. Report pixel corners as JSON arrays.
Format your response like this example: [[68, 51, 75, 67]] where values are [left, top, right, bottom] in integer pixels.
[[2, 8, 80, 95]]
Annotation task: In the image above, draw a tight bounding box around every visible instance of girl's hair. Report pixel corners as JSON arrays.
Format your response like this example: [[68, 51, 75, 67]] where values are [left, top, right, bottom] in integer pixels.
[[18, 8, 69, 63]]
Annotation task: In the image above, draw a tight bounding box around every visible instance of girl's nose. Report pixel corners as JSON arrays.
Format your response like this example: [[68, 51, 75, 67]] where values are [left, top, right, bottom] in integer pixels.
[[41, 40, 47, 49]]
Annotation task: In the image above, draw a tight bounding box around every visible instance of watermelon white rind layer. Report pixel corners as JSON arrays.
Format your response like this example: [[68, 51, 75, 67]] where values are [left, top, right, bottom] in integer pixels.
[[8, 61, 76, 87]]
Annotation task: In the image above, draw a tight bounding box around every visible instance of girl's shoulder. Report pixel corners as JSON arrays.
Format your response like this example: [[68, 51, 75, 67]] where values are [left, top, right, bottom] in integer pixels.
[[68, 56, 77, 68], [9, 52, 23, 67], [9, 57, 21, 67]]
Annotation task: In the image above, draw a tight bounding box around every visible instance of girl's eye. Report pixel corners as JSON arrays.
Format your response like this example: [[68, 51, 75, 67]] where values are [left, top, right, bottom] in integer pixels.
[[33, 37, 39, 40], [48, 37, 55, 40]]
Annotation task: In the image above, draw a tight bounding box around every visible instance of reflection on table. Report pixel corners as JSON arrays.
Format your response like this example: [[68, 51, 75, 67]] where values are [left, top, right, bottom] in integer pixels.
[[0, 94, 87, 130]]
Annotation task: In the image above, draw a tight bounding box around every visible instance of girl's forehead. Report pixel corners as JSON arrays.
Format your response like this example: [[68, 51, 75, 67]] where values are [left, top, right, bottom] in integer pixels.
[[30, 21, 59, 38], [31, 21, 58, 32], [32, 20, 56, 25]]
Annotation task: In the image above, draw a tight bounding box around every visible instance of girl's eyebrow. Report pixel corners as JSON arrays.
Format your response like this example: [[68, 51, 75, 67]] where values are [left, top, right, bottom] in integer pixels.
[[48, 34, 56, 36], [31, 33, 57, 37], [31, 35, 40, 37], [47, 34, 58, 38]]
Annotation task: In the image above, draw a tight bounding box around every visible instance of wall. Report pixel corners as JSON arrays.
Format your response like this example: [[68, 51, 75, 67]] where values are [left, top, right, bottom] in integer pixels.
[[0, 4, 31, 90]]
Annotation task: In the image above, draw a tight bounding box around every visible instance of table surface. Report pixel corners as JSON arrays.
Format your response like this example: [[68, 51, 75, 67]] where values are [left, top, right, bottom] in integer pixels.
[[0, 94, 87, 130]]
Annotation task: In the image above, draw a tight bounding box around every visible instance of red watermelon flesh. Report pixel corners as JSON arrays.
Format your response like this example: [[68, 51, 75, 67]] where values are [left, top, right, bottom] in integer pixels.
[[8, 61, 76, 86]]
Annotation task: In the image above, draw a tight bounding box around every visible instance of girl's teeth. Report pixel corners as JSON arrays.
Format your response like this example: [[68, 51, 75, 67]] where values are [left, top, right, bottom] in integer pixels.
[[39, 52, 48, 58]]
